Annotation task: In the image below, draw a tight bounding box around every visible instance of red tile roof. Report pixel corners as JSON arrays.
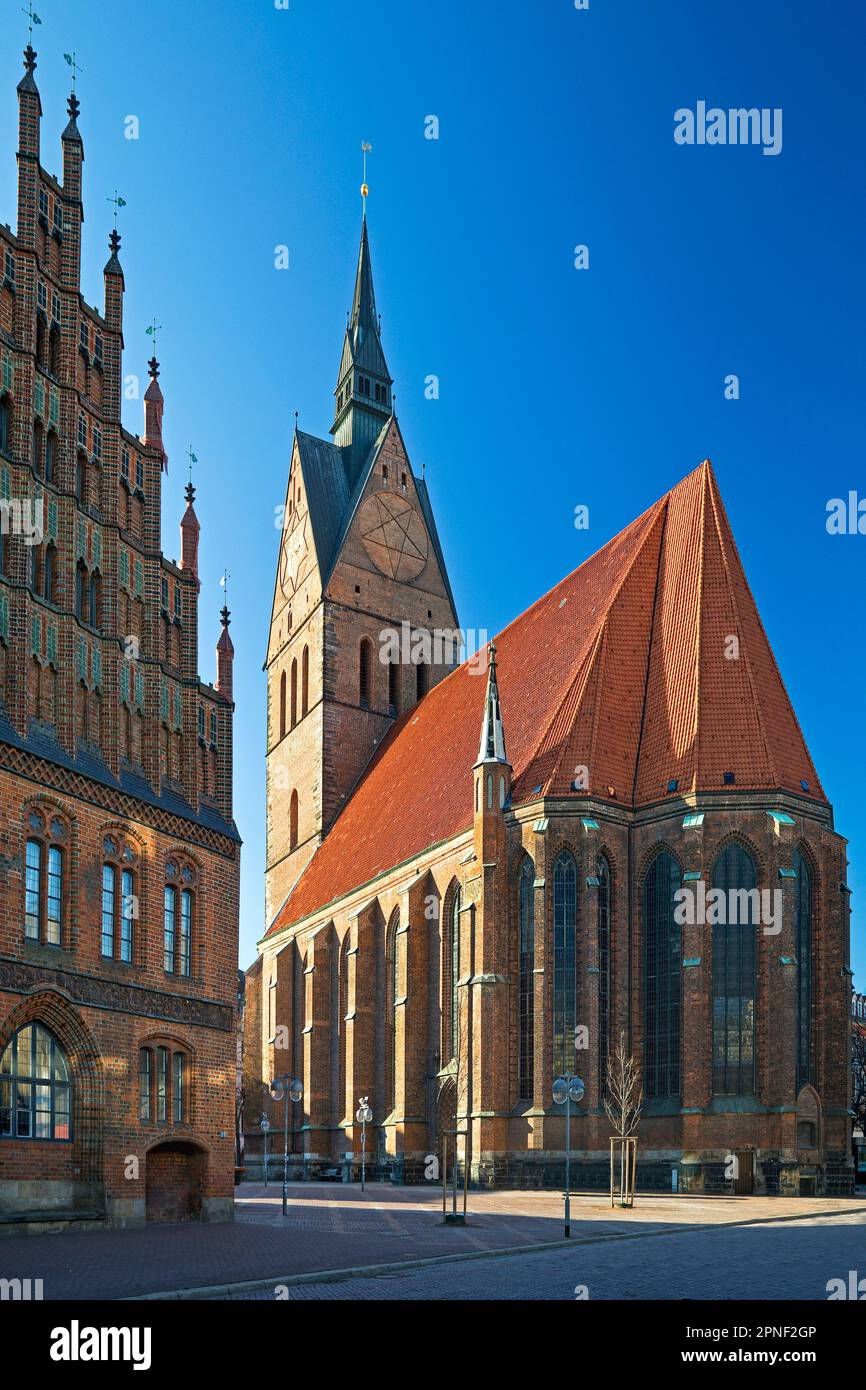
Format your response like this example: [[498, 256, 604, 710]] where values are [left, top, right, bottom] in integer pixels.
[[267, 460, 822, 936]]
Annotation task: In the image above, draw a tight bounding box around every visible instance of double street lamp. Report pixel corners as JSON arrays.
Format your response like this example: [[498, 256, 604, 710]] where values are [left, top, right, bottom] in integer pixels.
[[552, 1074, 585, 1238], [356, 1096, 372, 1192], [269, 1074, 303, 1216]]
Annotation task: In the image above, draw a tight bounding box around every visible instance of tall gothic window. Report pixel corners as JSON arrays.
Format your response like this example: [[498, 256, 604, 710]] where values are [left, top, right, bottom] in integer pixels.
[[359, 639, 372, 708], [794, 849, 813, 1090], [386, 910, 400, 1113], [289, 790, 299, 851], [597, 854, 611, 1098], [447, 885, 461, 1060], [644, 851, 682, 1098], [712, 843, 757, 1095], [23, 810, 65, 946], [279, 670, 286, 739], [0, 1024, 71, 1140], [164, 860, 195, 977], [290, 658, 298, 728], [301, 645, 309, 717], [388, 658, 399, 714], [101, 836, 136, 963], [552, 851, 577, 1079], [518, 857, 535, 1101]]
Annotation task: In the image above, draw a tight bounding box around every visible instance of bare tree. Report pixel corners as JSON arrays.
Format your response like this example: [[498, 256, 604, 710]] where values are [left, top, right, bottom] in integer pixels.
[[603, 1031, 643, 1137], [603, 1031, 643, 1207]]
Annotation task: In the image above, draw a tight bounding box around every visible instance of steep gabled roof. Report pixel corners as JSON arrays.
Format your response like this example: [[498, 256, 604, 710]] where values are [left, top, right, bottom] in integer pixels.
[[294, 430, 352, 579], [265, 459, 824, 939]]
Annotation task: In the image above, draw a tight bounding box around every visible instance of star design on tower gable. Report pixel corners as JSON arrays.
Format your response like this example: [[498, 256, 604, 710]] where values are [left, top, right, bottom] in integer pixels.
[[359, 492, 428, 581]]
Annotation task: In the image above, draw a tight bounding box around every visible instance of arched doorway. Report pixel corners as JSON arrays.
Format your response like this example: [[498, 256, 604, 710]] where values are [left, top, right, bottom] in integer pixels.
[[145, 1141, 207, 1222]]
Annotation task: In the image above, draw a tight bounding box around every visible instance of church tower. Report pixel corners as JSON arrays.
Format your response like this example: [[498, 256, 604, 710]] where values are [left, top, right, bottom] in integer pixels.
[[264, 205, 459, 927]]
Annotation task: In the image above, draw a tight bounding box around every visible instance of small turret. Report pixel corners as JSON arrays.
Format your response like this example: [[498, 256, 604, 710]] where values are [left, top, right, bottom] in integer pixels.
[[180, 481, 201, 582], [473, 642, 511, 863], [143, 357, 167, 469], [216, 604, 234, 703]]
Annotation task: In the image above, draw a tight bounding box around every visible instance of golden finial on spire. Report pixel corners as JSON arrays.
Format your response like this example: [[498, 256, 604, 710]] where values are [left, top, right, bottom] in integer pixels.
[[361, 141, 372, 209]]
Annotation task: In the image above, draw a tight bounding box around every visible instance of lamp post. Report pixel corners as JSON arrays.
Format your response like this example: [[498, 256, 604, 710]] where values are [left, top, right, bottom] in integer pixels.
[[269, 1075, 303, 1216], [356, 1097, 372, 1192], [260, 1113, 270, 1187], [552, 1074, 585, 1238]]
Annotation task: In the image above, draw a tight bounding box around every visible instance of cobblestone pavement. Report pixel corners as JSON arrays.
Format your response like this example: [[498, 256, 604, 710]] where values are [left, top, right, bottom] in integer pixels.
[[1, 1184, 863, 1301], [226, 1212, 866, 1301]]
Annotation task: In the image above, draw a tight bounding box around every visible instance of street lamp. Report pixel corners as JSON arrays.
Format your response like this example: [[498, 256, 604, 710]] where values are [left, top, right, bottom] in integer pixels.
[[552, 1074, 585, 1238], [260, 1112, 270, 1187], [269, 1075, 303, 1216], [356, 1096, 372, 1192]]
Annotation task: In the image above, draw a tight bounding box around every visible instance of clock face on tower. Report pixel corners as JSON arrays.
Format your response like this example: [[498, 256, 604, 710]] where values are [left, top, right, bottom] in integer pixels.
[[280, 513, 310, 596], [358, 493, 429, 582]]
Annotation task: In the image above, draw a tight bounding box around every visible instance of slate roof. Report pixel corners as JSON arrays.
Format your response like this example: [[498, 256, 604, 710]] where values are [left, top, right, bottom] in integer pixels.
[[266, 459, 823, 938]]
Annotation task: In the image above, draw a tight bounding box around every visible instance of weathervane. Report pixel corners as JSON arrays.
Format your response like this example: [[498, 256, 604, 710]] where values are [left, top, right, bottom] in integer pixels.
[[107, 189, 126, 230], [220, 570, 231, 611], [22, 4, 41, 41], [186, 445, 198, 486], [361, 141, 372, 211], [145, 319, 162, 355], [63, 49, 83, 90]]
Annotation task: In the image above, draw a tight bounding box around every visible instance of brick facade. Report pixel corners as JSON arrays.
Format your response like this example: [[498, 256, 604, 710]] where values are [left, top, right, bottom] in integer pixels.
[[246, 215, 853, 1199], [0, 49, 240, 1229]]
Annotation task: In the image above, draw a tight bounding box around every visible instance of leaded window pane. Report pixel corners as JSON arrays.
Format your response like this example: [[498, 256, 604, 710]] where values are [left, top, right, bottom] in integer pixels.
[[25, 838, 41, 939], [164, 886, 176, 973], [121, 869, 134, 963], [644, 852, 682, 1098], [552, 853, 577, 1079], [518, 859, 535, 1101], [712, 844, 757, 1095], [0, 1025, 72, 1142], [46, 846, 62, 944], [101, 863, 116, 957], [180, 890, 192, 977]]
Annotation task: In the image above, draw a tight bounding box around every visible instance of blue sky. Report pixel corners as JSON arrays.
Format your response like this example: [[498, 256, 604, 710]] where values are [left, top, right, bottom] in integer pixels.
[[2, 0, 864, 975]]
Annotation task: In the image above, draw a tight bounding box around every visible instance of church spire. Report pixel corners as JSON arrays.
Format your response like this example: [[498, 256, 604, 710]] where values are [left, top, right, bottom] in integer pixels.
[[331, 195, 393, 485]]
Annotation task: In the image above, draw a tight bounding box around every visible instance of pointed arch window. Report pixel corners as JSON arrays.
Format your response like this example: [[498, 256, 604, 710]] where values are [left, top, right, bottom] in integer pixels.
[[712, 843, 757, 1095], [164, 859, 195, 977], [644, 851, 682, 1098], [388, 658, 399, 714], [0, 1024, 71, 1140], [447, 886, 461, 1061], [794, 849, 813, 1090], [416, 661, 428, 701], [518, 857, 535, 1101], [302, 644, 309, 716], [597, 854, 611, 1097], [24, 809, 65, 946], [289, 789, 299, 851], [101, 836, 137, 963], [359, 639, 372, 708], [279, 669, 287, 740], [386, 910, 400, 1113], [552, 851, 578, 1079], [290, 658, 298, 728]]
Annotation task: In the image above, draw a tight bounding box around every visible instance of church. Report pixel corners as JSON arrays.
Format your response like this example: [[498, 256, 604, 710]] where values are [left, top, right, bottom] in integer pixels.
[[250, 207, 853, 1196], [0, 48, 240, 1228]]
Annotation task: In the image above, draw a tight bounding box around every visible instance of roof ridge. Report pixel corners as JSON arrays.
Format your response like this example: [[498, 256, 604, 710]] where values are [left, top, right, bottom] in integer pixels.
[[630, 492, 672, 804]]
